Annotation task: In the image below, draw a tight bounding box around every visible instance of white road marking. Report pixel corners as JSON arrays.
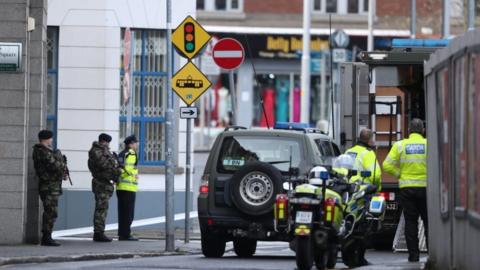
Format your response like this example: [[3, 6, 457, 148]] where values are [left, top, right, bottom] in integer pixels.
[[52, 211, 198, 238]]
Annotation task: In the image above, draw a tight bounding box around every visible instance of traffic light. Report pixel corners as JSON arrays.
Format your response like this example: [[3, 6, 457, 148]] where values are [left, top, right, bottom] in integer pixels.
[[184, 22, 195, 53]]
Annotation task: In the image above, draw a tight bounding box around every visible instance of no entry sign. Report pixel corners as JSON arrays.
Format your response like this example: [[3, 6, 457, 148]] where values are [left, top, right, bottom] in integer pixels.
[[212, 38, 245, 70]]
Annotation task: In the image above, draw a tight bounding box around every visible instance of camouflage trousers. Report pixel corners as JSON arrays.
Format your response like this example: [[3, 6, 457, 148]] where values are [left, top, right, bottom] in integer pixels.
[[39, 192, 60, 234], [92, 179, 114, 233]]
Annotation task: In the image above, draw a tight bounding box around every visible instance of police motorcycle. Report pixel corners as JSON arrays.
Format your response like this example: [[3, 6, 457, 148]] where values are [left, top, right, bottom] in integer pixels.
[[335, 155, 387, 268], [273, 161, 350, 270]]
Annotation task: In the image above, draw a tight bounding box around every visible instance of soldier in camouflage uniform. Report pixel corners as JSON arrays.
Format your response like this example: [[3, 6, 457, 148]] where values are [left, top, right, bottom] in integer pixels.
[[88, 133, 122, 242], [32, 130, 67, 247]]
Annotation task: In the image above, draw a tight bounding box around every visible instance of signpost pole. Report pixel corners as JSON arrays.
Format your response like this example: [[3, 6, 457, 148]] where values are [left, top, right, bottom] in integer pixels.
[[229, 70, 237, 125], [165, 0, 175, 252], [184, 106, 192, 243], [126, 31, 135, 136]]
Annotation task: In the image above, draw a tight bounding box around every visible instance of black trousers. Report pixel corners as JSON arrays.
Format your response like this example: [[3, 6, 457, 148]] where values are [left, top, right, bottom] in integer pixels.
[[117, 190, 136, 238], [399, 187, 428, 256]]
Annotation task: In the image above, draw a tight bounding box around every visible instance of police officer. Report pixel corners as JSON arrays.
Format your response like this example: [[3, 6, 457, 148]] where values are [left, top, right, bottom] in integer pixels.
[[32, 130, 67, 246], [117, 135, 139, 241], [344, 128, 381, 266], [88, 133, 122, 242], [345, 128, 382, 191], [383, 118, 427, 262]]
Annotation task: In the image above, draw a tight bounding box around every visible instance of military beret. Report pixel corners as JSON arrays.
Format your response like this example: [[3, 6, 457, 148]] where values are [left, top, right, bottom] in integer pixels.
[[124, 135, 138, 145], [98, 133, 112, 143], [38, 130, 53, 140]]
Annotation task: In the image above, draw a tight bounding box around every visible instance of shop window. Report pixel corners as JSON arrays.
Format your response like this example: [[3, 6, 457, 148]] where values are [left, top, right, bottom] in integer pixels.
[[47, 27, 59, 146], [453, 56, 468, 211], [198, 0, 243, 12], [120, 29, 166, 165], [468, 54, 477, 216], [252, 73, 328, 127], [253, 74, 300, 127], [436, 67, 450, 217]]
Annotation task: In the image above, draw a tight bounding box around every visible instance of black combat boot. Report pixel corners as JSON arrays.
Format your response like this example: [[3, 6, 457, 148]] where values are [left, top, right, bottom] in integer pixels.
[[93, 232, 112, 242], [41, 233, 61, 247]]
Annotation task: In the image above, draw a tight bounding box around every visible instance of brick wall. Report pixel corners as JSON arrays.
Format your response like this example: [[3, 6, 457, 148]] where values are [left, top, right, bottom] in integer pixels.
[[244, 0, 302, 14]]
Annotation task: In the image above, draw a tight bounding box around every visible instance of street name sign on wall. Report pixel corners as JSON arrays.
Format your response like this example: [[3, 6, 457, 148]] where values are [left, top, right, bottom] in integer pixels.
[[172, 16, 211, 60], [0, 42, 21, 72], [172, 61, 211, 106], [212, 38, 245, 70], [180, 106, 198, 119]]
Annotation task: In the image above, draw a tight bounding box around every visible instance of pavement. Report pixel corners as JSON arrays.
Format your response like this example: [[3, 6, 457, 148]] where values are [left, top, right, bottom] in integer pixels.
[[0, 238, 201, 267]]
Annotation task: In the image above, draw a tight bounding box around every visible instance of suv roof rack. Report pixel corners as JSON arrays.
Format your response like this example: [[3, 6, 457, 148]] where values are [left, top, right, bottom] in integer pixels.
[[224, 125, 247, 132]]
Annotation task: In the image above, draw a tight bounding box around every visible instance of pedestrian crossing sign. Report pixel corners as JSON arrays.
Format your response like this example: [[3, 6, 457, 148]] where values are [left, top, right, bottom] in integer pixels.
[[172, 61, 211, 106]]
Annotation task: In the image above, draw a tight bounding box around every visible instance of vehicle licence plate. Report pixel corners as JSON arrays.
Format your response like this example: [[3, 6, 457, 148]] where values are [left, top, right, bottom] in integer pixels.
[[296, 211, 313, 223], [386, 202, 398, 210]]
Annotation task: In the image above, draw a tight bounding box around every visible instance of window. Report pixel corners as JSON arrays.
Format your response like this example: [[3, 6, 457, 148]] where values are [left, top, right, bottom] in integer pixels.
[[120, 29, 167, 165], [197, 0, 205, 10], [436, 67, 450, 216], [315, 139, 334, 157], [454, 56, 468, 210], [197, 0, 243, 12], [47, 27, 59, 146], [314, 0, 368, 14], [473, 54, 480, 215], [217, 136, 303, 172]]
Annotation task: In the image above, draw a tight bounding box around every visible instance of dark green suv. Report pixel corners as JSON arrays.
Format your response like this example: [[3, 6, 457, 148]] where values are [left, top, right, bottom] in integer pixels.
[[197, 123, 341, 258]]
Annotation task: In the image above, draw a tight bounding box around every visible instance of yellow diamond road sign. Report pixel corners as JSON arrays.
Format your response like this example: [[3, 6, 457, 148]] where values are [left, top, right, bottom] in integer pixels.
[[172, 16, 211, 59], [172, 62, 211, 106]]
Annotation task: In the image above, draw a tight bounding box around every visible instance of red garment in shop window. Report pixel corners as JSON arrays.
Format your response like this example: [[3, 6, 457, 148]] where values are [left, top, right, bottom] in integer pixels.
[[260, 87, 275, 128]]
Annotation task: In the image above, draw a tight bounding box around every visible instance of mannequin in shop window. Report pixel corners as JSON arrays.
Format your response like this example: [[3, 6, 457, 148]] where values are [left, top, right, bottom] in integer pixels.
[[293, 86, 301, 122], [217, 87, 231, 127], [260, 85, 275, 127], [275, 79, 289, 123]]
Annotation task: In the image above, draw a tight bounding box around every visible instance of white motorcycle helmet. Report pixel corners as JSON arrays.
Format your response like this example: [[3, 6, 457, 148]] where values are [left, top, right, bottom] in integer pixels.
[[308, 166, 329, 186], [332, 154, 361, 176]]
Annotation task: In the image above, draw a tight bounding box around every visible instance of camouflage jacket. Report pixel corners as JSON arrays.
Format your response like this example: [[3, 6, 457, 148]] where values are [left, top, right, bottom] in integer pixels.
[[88, 142, 122, 184], [32, 144, 66, 194]]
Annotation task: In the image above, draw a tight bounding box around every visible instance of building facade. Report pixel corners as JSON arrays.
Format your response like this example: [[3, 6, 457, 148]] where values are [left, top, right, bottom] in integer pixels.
[[45, 0, 195, 232], [194, 0, 468, 135]]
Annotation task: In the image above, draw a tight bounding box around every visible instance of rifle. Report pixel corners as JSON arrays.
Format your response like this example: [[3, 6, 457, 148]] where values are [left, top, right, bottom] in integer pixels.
[[63, 155, 73, 186]]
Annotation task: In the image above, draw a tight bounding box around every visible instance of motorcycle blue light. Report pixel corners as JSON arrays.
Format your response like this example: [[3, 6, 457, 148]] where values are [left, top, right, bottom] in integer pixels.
[[320, 171, 329, 180], [361, 171, 371, 178]]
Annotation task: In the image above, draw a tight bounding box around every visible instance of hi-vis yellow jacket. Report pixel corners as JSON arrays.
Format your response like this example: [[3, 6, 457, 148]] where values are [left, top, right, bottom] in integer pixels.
[[382, 133, 427, 188], [345, 144, 382, 191], [117, 148, 139, 192]]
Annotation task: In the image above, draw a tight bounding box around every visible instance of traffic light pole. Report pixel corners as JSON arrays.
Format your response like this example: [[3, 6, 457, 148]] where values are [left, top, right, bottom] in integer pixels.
[[165, 0, 176, 252]]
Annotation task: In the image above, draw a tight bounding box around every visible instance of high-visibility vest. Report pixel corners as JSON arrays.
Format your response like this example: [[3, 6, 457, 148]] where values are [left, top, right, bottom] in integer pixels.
[[345, 144, 382, 191], [383, 133, 427, 188], [117, 149, 139, 192]]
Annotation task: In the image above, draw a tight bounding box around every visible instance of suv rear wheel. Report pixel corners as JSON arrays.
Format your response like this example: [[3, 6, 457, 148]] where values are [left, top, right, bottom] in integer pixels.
[[233, 238, 257, 257], [230, 162, 283, 216], [201, 231, 226, 258]]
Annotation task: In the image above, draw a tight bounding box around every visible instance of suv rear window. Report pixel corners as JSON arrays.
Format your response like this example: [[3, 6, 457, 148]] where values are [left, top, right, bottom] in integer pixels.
[[218, 136, 303, 173]]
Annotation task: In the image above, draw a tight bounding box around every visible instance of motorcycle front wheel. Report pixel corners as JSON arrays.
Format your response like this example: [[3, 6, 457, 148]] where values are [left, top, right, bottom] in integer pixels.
[[314, 249, 328, 270], [296, 236, 314, 270]]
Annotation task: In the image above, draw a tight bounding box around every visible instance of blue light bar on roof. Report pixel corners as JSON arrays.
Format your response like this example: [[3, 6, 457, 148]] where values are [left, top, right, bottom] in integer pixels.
[[392, 39, 450, 48], [274, 122, 310, 130]]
